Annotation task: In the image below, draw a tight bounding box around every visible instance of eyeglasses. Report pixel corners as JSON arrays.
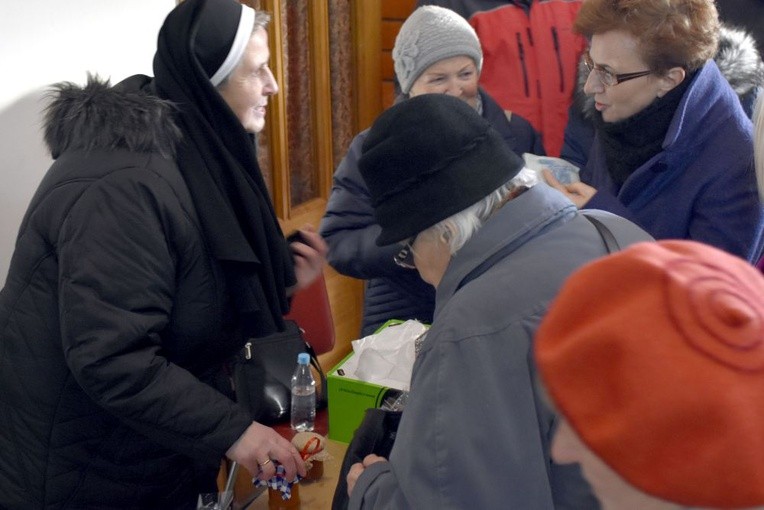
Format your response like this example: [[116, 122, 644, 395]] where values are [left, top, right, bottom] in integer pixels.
[[583, 51, 652, 87], [393, 237, 417, 269]]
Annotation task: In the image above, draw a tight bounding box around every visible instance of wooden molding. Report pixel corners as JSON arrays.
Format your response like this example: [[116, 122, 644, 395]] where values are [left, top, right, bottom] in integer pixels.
[[382, 0, 416, 18], [260, 0, 333, 220], [352, 0, 382, 132], [261, 0, 291, 217], [308, 1, 334, 203]]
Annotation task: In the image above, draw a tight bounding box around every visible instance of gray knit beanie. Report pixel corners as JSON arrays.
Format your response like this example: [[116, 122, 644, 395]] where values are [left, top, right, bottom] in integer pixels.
[[393, 6, 484, 95]]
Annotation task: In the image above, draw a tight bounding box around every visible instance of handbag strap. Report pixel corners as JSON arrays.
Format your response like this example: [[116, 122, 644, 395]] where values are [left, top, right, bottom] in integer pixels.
[[301, 329, 328, 408], [457, 211, 623, 293], [582, 212, 621, 254]]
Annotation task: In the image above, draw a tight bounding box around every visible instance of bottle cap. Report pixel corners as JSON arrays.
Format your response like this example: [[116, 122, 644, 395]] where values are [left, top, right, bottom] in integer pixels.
[[298, 352, 310, 365]]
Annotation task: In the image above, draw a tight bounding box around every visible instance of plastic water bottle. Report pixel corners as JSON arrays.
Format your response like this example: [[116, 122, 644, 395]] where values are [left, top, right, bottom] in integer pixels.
[[290, 352, 316, 432]]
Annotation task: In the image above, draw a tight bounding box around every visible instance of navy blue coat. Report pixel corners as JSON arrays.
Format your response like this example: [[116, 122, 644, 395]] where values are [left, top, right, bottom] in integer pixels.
[[581, 61, 764, 262], [561, 24, 764, 169], [320, 89, 544, 335]]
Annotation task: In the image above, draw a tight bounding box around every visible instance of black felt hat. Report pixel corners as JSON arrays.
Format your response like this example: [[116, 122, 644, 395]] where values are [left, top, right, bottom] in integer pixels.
[[359, 94, 524, 246]]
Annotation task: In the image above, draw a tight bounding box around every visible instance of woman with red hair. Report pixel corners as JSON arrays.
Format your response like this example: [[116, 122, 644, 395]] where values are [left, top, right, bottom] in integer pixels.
[[546, 0, 763, 263]]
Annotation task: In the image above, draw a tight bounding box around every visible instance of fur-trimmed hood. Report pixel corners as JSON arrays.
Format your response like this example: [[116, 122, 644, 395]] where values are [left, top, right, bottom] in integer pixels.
[[715, 25, 764, 98], [43, 74, 182, 160], [573, 24, 764, 119]]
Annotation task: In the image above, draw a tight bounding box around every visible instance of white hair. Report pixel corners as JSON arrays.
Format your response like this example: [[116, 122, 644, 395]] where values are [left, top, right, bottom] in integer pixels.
[[253, 10, 271, 31], [755, 92, 764, 201], [214, 10, 272, 88], [419, 168, 537, 254]]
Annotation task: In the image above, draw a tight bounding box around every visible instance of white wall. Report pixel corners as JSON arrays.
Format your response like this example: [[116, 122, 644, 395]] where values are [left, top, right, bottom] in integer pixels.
[[0, 0, 174, 285]]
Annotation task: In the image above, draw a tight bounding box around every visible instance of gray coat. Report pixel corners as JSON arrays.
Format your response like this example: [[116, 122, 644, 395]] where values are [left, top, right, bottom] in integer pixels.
[[349, 184, 652, 509]]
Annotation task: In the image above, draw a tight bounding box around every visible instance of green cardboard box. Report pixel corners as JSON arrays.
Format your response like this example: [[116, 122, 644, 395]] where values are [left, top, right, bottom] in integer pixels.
[[327, 320, 415, 443], [327, 352, 405, 443]]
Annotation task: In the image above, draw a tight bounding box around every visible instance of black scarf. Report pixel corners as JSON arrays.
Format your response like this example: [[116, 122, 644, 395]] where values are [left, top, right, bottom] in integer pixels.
[[594, 71, 694, 188], [152, 0, 295, 338]]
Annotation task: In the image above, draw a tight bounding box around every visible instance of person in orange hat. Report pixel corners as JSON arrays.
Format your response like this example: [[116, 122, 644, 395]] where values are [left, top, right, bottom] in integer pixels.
[[535, 240, 764, 510]]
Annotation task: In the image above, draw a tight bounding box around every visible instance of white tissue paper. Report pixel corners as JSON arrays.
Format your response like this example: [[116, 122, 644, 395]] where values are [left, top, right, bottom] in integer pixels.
[[340, 320, 427, 390]]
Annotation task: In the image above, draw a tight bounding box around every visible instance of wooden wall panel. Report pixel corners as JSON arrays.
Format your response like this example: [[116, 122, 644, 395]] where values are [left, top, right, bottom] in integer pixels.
[[381, 50, 394, 81], [353, 0, 382, 131], [382, 0, 416, 19], [379, 0, 416, 109], [380, 20, 400, 49]]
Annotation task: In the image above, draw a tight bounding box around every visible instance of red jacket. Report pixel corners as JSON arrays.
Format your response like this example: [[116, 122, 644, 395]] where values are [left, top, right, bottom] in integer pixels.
[[419, 1, 586, 156]]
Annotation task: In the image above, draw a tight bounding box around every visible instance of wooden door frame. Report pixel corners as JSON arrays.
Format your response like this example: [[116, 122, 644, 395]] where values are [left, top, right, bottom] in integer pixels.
[[259, 0, 366, 373], [262, 0, 334, 233], [352, 0, 383, 132]]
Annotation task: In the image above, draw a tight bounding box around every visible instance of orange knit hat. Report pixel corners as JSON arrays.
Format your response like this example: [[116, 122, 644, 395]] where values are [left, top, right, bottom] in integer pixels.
[[535, 240, 764, 508]]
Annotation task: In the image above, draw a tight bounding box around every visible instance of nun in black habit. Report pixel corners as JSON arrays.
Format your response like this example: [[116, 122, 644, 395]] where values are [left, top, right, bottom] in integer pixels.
[[0, 0, 326, 507]]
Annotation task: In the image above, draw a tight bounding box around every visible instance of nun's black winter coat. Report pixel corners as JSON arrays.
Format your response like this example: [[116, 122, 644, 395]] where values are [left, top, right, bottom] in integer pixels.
[[0, 77, 253, 509]]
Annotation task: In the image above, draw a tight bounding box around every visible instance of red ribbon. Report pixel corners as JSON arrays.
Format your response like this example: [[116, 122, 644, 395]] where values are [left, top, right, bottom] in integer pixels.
[[299, 436, 322, 460]]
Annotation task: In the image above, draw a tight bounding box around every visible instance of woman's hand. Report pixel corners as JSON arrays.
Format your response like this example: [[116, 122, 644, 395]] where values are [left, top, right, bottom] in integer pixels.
[[542, 169, 597, 209], [347, 454, 387, 496], [288, 225, 328, 292], [226, 422, 307, 481]]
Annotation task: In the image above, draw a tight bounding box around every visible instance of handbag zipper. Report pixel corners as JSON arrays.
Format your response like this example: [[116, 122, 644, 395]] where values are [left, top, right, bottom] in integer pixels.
[[244, 341, 253, 360]]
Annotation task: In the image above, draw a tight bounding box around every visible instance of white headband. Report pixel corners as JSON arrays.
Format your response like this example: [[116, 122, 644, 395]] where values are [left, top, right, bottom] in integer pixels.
[[209, 6, 255, 86]]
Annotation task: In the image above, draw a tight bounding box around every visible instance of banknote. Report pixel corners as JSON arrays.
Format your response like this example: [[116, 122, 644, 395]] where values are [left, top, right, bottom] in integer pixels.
[[523, 153, 581, 184]]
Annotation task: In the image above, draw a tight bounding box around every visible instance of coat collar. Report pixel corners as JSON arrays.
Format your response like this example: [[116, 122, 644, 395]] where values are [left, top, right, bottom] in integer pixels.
[[663, 59, 744, 150], [435, 184, 576, 317], [593, 59, 752, 208], [43, 75, 181, 160]]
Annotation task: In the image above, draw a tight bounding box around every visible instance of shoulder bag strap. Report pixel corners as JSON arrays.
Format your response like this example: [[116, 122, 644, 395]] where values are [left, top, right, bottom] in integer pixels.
[[583, 213, 621, 254]]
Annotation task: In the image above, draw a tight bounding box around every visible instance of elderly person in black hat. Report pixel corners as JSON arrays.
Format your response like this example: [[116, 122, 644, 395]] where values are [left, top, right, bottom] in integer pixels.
[[344, 93, 651, 509], [0, 0, 326, 507], [320, 5, 544, 339]]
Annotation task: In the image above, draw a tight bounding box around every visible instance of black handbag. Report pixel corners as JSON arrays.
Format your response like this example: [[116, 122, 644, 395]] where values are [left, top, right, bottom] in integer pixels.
[[232, 320, 327, 424], [331, 408, 403, 510]]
